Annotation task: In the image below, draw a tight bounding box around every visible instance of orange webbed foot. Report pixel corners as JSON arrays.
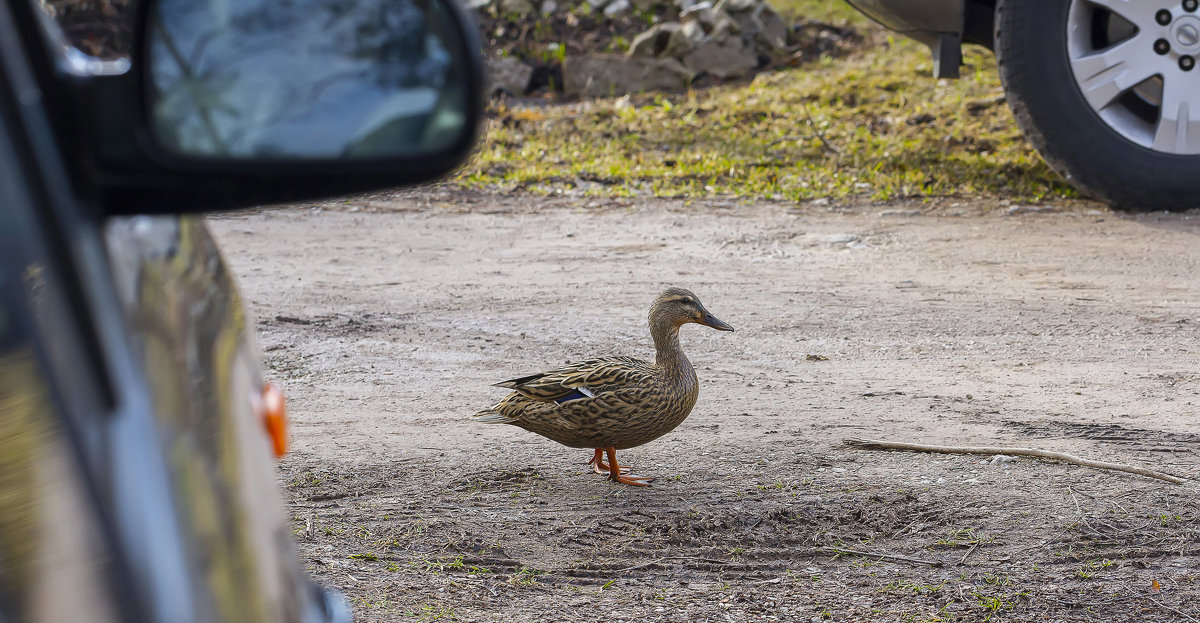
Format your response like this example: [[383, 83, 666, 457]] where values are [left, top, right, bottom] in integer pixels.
[[603, 447, 654, 487], [588, 448, 628, 475], [609, 472, 655, 486]]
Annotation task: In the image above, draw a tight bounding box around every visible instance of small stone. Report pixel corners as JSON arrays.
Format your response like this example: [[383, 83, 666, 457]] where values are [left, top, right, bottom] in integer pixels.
[[540, 0, 557, 13], [680, 36, 755, 78], [486, 56, 534, 96], [499, 0, 535, 13], [679, 1, 715, 24], [465, 0, 492, 9], [708, 10, 742, 42], [628, 23, 696, 58], [680, 19, 707, 42], [713, 0, 755, 12], [563, 55, 694, 97], [751, 3, 788, 51], [990, 455, 1014, 466], [603, 0, 632, 17]]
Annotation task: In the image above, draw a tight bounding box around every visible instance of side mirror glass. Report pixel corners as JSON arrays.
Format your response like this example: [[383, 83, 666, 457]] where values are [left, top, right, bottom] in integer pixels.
[[145, 0, 474, 160]]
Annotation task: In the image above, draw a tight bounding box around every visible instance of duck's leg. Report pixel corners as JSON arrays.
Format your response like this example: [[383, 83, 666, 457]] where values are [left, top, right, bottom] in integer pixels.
[[588, 448, 628, 475], [604, 447, 654, 486]]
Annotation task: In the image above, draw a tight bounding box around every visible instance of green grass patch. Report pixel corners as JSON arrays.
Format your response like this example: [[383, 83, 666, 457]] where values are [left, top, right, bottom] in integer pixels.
[[455, 41, 1074, 204]]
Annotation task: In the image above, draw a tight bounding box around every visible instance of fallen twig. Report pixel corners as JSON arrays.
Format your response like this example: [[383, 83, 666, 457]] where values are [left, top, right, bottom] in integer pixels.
[[842, 438, 1186, 485], [818, 546, 942, 567], [958, 541, 980, 565], [1144, 595, 1200, 622]]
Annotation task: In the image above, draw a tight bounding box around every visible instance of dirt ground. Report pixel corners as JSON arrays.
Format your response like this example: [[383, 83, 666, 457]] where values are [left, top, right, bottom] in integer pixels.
[[208, 191, 1199, 622]]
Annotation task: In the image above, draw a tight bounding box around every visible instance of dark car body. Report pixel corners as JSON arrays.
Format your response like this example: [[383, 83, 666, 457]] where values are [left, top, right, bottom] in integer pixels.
[[0, 0, 482, 620], [0, 13, 350, 621]]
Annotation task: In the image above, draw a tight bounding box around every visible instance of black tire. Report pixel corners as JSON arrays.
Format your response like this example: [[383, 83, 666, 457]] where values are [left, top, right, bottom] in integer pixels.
[[995, 0, 1200, 211]]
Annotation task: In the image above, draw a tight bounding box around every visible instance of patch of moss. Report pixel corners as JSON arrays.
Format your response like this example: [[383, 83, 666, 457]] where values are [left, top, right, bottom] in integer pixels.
[[456, 40, 1074, 203]]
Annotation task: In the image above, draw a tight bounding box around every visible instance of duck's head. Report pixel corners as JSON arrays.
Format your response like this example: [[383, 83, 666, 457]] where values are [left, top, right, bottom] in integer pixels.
[[649, 287, 734, 332]]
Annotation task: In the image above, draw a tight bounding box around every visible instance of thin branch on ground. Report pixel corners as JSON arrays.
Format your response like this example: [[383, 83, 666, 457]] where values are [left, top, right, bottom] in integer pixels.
[[1144, 595, 1200, 622], [817, 546, 942, 567], [842, 438, 1187, 485], [800, 104, 842, 156], [958, 542, 980, 565]]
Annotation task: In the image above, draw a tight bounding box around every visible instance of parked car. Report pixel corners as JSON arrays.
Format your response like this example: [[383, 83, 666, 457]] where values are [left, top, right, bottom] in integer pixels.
[[0, 0, 481, 621], [846, 0, 1200, 211]]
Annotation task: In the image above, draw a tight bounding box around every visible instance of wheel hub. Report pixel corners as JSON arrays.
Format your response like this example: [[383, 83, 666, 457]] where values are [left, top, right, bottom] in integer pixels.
[[1172, 16, 1200, 53], [1067, 0, 1200, 154]]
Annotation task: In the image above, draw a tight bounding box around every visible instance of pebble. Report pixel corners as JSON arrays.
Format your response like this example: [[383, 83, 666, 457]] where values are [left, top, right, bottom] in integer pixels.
[[990, 454, 1014, 466], [822, 233, 860, 244], [603, 0, 632, 17]]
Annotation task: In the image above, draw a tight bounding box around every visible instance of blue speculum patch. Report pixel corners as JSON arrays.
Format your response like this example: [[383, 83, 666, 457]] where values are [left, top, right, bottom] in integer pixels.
[[555, 387, 594, 404]]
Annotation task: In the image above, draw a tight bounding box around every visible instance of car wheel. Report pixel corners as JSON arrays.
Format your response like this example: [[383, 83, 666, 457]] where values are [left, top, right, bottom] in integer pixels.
[[995, 0, 1200, 211]]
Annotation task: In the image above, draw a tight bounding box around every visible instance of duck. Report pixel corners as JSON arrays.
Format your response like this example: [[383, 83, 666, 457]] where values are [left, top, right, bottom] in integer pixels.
[[472, 288, 733, 486]]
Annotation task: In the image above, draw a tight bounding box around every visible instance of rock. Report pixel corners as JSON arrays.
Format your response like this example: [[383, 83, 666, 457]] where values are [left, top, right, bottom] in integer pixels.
[[714, 0, 756, 13], [563, 55, 694, 97], [679, 1, 714, 24], [603, 0, 632, 17], [879, 209, 920, 217], [628, 23, 696, 58], [465, 0, 492, 10], [486, 56, 534, 96], [752, 3, 788, 51], [540, 0, 557, 13], [680, 36, 755, 78], [708, 10, 741, 42], [499, 0, 535, 14], [680, 19, 706, 43]]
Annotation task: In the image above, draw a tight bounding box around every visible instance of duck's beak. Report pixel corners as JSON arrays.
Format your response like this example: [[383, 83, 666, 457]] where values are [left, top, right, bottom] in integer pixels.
[[698, 311, 734, 332]]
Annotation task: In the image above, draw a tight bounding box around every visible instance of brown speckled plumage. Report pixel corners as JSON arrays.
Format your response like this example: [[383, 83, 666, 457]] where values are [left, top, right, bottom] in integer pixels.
[[472, 288, 733, 485]]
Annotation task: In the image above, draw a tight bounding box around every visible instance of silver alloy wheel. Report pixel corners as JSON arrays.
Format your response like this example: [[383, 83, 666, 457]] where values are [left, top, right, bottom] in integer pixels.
[[1068, 0, 1200, 154]]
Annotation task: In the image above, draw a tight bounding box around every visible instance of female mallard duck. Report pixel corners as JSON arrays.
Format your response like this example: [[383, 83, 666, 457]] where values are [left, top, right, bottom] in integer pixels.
[[472, 288, 733, 486]]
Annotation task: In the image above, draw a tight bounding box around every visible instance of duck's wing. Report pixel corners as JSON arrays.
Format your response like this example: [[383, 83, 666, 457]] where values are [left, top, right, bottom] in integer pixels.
[[493, 356, 655, 402], [551, 386, 655, 429]]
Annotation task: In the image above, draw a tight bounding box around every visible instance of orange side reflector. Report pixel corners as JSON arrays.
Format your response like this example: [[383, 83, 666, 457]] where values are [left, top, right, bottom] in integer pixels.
[[261, 383, 287, 458]]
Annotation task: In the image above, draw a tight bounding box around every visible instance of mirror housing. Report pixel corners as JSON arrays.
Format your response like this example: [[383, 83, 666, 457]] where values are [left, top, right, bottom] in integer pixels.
[[66, 0, 484, 215]]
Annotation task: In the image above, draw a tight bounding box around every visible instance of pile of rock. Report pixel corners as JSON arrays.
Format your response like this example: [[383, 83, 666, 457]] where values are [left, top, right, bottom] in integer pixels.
[[479, 0, 859, 99]]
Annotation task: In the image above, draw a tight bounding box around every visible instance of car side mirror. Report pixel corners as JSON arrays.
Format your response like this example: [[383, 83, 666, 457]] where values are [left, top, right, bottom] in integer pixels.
[[145, 0, 473, 162], [53, 0, 484, 215]]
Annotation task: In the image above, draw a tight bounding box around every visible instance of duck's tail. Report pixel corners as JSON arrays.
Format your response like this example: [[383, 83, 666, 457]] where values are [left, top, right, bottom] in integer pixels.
[[471, 408, 515, 424]]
